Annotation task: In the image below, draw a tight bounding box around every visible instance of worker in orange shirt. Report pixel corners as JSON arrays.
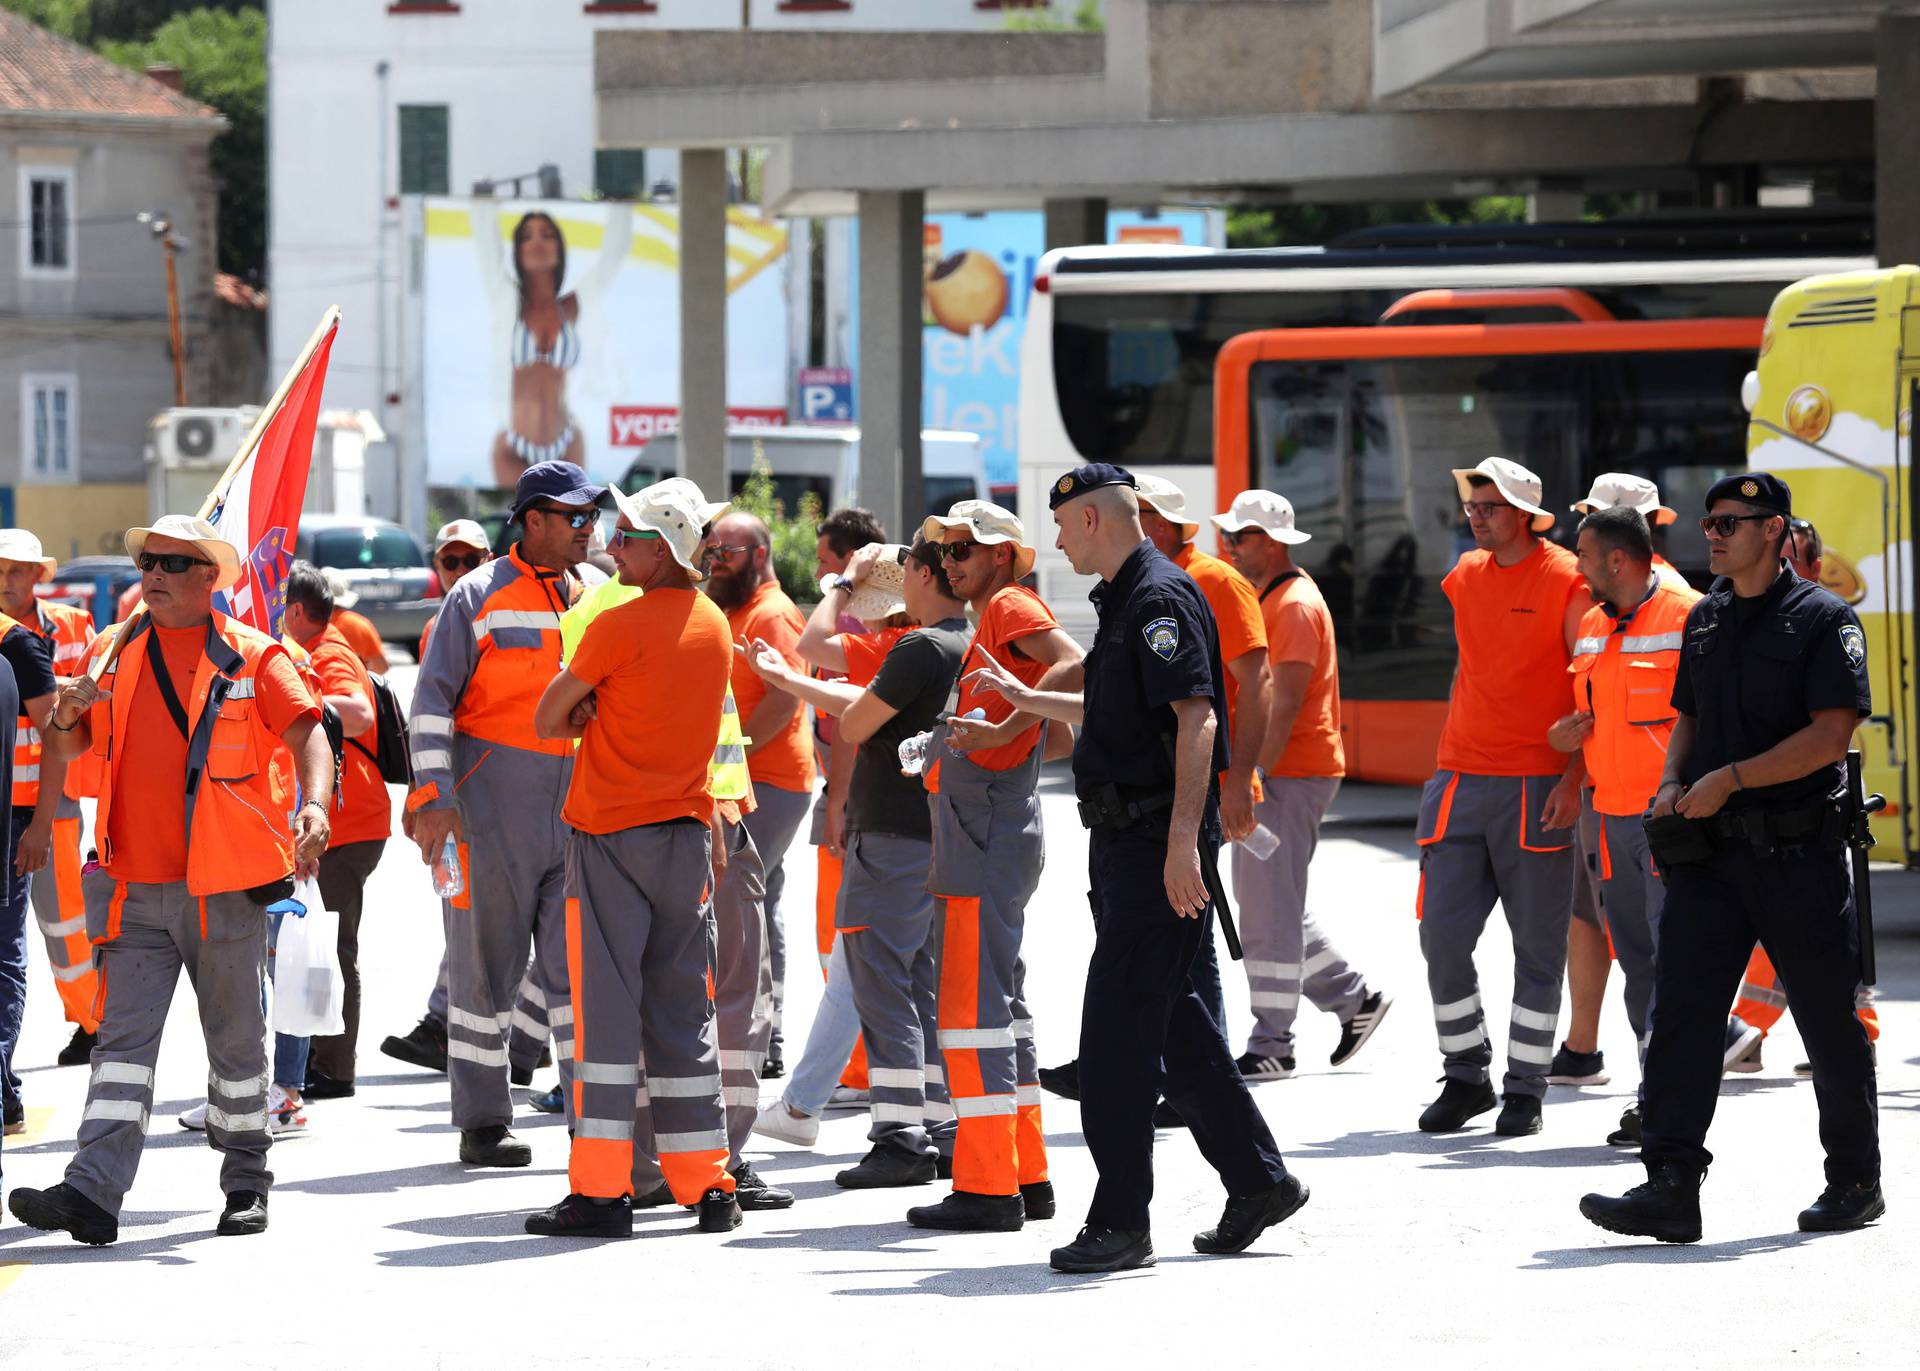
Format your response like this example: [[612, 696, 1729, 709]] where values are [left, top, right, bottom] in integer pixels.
[[1213, 491, 1391, 1081], [1416, 458, 1587, 1138], [917, 500, 1082, 1231], [1546, 506, 1700, 1145], [323, 581, 390, 677], [522, 481, 740, 1238], [282, 561, 391, 1098], [0, 528, 98, 1069], [703, 511, 814, 1079], [10, 515, 331, 1245]]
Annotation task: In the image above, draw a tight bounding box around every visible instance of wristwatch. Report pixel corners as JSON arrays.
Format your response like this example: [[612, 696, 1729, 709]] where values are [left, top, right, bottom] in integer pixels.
[[819, 573, 854, 596]]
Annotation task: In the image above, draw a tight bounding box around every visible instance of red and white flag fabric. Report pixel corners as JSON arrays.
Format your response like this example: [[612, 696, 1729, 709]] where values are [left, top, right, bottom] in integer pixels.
[[206, 316, 337, 639]]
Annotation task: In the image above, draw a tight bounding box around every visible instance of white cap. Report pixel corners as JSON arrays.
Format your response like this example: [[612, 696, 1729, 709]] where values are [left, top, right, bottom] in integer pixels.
[[1571, 472, 1677, 526], [1132, 474, 1200, 539], [1450, 457, 1556, 534], [610, 480, 712, 581], [920, 500, 1035, 579], [321, 568, 361, 611], [1210, 490, 1311, 545], [847, 544, 911, 623], [125, 515, 243, 593], [0, 529, 56, 581], [432, 518, 490, 555]]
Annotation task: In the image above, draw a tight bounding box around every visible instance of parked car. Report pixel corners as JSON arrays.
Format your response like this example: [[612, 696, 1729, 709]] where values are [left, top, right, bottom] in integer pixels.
[[38, 555, 140, 631], [295, 514, 435, 647]]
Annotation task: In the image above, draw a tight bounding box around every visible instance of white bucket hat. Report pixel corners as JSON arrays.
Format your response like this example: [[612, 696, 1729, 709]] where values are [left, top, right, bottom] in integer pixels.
[[649, 476, 731, 529], [432, 518, 491, 555], [847, 543, 911, 623], [1571, 472, 1677, 527], [0, 529, 57, 581], [1450, 457, 1556, 534], [920, 500, 1035, 579], [125, 515, 243, 593], [1132, 474, 1200, 539], [1210, 490, 1311, 545], [610, 480, 712, 581], [321, 568, 361, 612]]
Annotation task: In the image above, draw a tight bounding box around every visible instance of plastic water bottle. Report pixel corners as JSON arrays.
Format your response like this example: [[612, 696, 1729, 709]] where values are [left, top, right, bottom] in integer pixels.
[[898, 731, 933, 776], [432, 834, 464, 899], [1238, 823, 1280, 861]]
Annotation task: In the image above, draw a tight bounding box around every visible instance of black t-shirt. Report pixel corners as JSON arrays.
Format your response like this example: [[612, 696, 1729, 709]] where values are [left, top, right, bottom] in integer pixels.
[[847, 618, 969, 840], [0, 624, 55, 710]]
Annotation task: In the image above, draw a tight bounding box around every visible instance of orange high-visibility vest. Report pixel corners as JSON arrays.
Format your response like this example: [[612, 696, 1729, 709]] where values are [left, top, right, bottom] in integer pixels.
[[86, 612, 302, 897], [1569, 579, 1702, 817], [9, 601, 97, 806], [3, 610, 45, 808]]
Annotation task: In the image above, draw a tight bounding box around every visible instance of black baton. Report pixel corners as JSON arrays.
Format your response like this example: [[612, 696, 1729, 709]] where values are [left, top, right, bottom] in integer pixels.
[[1846, 750, 1883, 987], [1199, 840, 1243, 961]]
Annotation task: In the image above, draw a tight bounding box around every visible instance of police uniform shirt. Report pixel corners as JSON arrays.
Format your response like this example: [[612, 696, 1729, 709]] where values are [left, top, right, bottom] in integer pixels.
[[1672, 563, 1871, 809], [1076, 540, 1231, 806]]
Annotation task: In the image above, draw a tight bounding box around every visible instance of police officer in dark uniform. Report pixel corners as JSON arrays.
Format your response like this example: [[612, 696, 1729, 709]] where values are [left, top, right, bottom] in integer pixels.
[[965, 463, 1305, 1274], [1580, 473, 1882, 1243]]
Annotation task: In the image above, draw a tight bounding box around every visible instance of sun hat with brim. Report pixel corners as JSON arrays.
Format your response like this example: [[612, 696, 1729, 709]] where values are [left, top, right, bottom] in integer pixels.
[[1571, 473, 1677, 526], [610, 481, 709, 581], [433, 518, 491, 555], [1210, 489, 1311, 545], [649, 477, 730, 529], [847, 544, 911, 623], [1132, 474, 1201, 539], [125, 515, 243, 593], [919, 500, 1035, 579], [0, 529, 57, 581], [321, 569, 361, 612], [1450, 457, 1556, 534]]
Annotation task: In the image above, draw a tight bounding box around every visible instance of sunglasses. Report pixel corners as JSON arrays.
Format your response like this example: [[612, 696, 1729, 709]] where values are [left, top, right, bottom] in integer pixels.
[[704, 543, 751, 560], [436, 552, 484, 572], [1699, 513, 1775, 538], [937, 541, 980, 563], [1461, 501, 1512, 521], [528, 505, 596, 530], [609, 527, 660, 551], [138, 552, 213, 574]]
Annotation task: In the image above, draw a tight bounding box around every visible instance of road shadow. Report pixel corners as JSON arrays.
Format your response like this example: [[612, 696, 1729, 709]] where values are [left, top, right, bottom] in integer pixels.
[[1522, 1228, 1857, 1268], [375, 1206, 713, 1266], [276, 1160, 563, 1196], [1290, 1128, 1629, 1170], [11, 1128, 206, 1158], [0, 1222, 220, 1267], [744, 1149, 867, 1173]]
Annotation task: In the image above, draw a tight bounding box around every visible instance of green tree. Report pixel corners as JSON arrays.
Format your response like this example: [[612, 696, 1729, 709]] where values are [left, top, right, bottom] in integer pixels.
[[1003, 0, 1103, 33], [728, 449, 826, 606], [1227, 196, 1529, 248]]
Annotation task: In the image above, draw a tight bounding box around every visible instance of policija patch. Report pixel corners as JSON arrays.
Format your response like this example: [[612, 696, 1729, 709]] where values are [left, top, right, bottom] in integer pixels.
[[1840, 623, 1866, 669], [1144, 616, 1180, 661]]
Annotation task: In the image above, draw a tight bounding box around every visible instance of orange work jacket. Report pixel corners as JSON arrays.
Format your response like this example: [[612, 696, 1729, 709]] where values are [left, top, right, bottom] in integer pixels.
[[1569, 579, 1702, 817]]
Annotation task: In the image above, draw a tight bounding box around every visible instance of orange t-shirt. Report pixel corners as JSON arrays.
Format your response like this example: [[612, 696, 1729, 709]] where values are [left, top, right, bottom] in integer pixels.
[[726, 580, 814, 795], [564, 589, 732, 835], [107, 625, 318, 884], [1260, 571, 1345, 779], [332, 608, 389, 674], [308, 622, 392, 846], [837, 626, 911, 689], [1174, 543, 1266, 742], [1436, 538, 1584, 777], [930, 583, 1056, 790]]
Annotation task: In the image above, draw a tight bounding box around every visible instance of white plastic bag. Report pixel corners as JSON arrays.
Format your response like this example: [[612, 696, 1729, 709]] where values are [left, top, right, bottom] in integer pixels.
[[272, 877, 345, 1037]]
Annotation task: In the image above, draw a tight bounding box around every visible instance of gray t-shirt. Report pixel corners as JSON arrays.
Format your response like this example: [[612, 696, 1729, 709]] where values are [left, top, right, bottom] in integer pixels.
[[847, 617, 969, 840]]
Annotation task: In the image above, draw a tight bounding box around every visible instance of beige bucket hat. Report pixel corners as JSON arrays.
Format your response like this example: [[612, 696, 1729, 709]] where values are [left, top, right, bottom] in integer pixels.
[[920, 500, 1035, 579], [611, 480, 713, 581], [1211, 489, 1312, 545], [1571, 472, 1678, 526], [649, 476, 731, 529], [125, 515, 244, 593], [847, 544, 911, 623], [1450, 457, 1556, 534], [0, 529, 57, 581], [1132, 474, 1201, 539]]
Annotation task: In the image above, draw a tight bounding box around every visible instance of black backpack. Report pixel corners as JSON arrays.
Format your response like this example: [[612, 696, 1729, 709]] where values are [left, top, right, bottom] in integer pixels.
[[348, 673, 412, 786]]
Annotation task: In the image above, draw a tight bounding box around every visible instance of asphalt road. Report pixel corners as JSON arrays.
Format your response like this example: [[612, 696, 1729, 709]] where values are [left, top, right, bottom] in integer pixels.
[[1, 665, 1915, 1369]]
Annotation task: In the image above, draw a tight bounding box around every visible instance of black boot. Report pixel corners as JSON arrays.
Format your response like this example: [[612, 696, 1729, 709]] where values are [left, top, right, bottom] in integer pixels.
[[835, 1143, 936, 1189], [303, 1070, 355, 1100], [1798, 1179, 1885, 1232], [1021, 1180, 1057, 1220], [380, 1018, 448, 1073], [525, 1193, 632, 1238], [1418, 1078, 1497, 1132], [731, 1161, 795, 1211], [1193, 1174, 1309, 1255], [55, 1026, 96, 1068], [216, 1190, 269, 1237], [1038, 1059, 1081, 1101], [906, 1190, 1025, 1232], [8, 1182, 118, 1245], [1050, 1225, 1154, 1273], [760, 1039, 785, 1080], [633, 1182, 679, 1209], [1606, 1105, 1642, 1148], [1494, 1093, 1543, 1137], [697, 1187, 742, 1233], [1579, 1161, 1703, 1243], [459, 1125, 532, 1168]]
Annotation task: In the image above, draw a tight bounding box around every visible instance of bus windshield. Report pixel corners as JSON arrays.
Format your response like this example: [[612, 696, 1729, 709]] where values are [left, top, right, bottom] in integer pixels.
[[1247, 348, 1753, 702]]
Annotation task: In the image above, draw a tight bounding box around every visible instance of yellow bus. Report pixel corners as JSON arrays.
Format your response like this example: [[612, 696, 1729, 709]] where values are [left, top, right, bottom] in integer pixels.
[[1746, 266, 1918, 863]]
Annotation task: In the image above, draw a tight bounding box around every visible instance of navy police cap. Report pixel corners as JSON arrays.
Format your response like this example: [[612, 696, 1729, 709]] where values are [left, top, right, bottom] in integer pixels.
[[1704, 471, 1792, 518], [1049, 462, 1137, 511]]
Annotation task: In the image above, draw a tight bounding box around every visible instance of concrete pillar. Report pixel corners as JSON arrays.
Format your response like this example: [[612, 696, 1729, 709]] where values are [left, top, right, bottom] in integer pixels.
[[1525, 190, 1585, 224], [857, 189, 924, 539], [678, 149, 729, 500], [1045, 197, 1108, 251], [1878, 14, 1920, 268]]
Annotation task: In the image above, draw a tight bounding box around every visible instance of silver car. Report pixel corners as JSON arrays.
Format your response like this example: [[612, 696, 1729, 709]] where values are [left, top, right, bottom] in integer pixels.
[[295, 514, 435, 647]]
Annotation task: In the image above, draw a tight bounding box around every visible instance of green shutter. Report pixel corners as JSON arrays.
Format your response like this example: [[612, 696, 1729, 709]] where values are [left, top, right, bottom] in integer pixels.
[[593, 148, 647, 201], [399, 105, 450, 195]]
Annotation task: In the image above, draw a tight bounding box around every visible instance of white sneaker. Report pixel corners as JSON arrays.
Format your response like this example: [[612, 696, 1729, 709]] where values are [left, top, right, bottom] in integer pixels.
[[269, 1085, 309, 1137], [751, 1098, 819, 1147], [178, 1101, 209, 1131], [825, 1086, 869, 1111]]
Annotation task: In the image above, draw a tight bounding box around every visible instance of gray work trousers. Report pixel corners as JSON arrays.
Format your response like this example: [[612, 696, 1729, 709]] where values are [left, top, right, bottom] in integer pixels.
[[741, 782, 810, 1041], [1594, 810, 1664, 1065], [839, 829, 951, 1158], [425, 951, 549, 1077], [1416, 771, 1574, 1100], [1230, 774, 1366, 1059], [68, 876, 272, 1216], [444, 736, 573, 1129]]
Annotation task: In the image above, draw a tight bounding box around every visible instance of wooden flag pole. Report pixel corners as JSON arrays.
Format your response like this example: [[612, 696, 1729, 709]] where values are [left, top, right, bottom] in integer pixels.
[[88, 306, 342, 684]]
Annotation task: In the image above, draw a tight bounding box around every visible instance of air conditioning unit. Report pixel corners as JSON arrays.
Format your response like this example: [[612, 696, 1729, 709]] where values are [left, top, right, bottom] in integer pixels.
[[147, 406, 261, 469]]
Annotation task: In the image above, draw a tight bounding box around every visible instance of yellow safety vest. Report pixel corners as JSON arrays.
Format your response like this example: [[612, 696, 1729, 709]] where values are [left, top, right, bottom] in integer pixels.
[[711, 688, 750, 802]]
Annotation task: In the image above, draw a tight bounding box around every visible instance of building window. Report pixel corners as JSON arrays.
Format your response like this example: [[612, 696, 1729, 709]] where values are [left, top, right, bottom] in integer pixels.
[[399, 105, 450, 195], [22, 376, 77, 483], [20, 167, 74, 277], [594, 149, 648, 200]]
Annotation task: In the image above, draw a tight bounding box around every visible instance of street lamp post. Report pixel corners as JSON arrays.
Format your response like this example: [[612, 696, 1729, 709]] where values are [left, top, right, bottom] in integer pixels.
[[140, 211, 187, 406]]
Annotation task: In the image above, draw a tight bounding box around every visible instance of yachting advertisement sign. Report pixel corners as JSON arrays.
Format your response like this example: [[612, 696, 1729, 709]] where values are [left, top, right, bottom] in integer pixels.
[[418, 197, 790, 489]]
